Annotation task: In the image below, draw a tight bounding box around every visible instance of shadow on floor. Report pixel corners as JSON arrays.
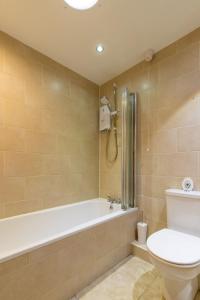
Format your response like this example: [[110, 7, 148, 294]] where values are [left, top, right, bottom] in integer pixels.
[[133, 269, 200, 300], [132, 268, 165, 300], [77, 256, 200, 300]]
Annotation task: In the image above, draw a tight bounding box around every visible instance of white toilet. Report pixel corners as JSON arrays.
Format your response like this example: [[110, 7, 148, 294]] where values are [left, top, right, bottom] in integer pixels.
[[147, 189, 200, 300]]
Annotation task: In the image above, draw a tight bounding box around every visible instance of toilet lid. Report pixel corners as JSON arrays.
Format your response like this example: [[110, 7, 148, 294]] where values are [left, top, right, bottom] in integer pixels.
[[147, 229, 200, 265]]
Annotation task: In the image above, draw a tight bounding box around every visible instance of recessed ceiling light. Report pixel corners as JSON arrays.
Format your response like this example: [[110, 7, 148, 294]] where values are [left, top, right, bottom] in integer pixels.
[[96, 44, 104, 53], [64, 0, 98, 10]]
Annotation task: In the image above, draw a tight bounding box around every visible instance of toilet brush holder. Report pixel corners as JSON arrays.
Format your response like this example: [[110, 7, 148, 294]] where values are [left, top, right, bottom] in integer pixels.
[[137, 222, 148, 244]]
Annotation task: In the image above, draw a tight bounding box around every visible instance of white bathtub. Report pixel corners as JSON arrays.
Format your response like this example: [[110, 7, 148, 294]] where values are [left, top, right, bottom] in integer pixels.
[[0, 198, 138, 299], [0, 198, 137, 263]]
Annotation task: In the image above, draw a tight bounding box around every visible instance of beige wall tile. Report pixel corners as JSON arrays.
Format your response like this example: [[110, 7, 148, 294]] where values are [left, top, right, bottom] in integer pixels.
[[4, 152, 43, 177], [139, 154, 158, 176], [2, 100, 42, 131], [0, 30, 99, 217], [159, 43, 199, 82], [151, 80, 176, 110], [176, 27, 200, 50], [0, 254, 29, 277], [176, 70, 200, 102], [1, 22, 200, 237], [42, 64, 70, 97], [100, 171, 121, 199], [41, 154, 62, 175], [100, 27, 200, 235], [152, 42, 178, 64], [157, 152, 198, 177], [3, 36, 42, 85], [144, 196, 167, 224], [0, 40, 4, 73], [156, 97, 200, 130], [4, 199, 43, 217], [25, 175, 63, 202], [0, 127, 25, 151], [0, 177, 25, 204], [141, 175, 187, 199], [56, 134, 81, 154], [41, 107, 68, 135], [178, 125, 200, 152], [0, 72, 24, 102], [25, 131, 56, 154], [152, 129, 177, 153], [0, 151, 4, 176]]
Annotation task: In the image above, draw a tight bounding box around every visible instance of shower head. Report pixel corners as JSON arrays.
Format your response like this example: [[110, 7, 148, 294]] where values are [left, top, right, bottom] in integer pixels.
[[100, 96, 110, 105]]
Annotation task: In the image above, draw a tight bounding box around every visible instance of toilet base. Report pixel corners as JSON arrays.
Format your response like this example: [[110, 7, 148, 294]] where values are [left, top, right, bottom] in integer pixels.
[[163, 276, 198, 300]]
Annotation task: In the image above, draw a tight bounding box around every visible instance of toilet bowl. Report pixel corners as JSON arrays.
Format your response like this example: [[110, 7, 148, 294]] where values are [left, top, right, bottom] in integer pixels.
[[147, 189, 200, 300], [147, 229, 200, 300]]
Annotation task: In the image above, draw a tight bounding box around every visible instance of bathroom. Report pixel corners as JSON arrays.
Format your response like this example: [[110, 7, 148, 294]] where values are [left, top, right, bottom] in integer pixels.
[[0, 0, 200, 299]]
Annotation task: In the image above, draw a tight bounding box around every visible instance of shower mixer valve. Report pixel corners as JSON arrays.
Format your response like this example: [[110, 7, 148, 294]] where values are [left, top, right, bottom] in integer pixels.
[[111, 110, 119, 117]]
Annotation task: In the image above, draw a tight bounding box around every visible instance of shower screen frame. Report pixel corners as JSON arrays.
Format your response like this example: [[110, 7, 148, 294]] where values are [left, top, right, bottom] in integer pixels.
[[121, 89, 137, 210]]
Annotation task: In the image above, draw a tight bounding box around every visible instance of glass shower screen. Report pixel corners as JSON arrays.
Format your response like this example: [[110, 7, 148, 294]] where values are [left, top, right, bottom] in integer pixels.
[[121, 89, 137, 209]]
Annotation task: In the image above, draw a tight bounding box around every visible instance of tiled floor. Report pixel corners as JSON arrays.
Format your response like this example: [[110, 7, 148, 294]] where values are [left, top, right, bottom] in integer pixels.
[[77, 256, 200, 300]]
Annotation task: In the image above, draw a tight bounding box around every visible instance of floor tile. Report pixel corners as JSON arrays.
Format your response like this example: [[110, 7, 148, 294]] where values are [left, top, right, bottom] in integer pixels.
[[78, 256, 200, 300]]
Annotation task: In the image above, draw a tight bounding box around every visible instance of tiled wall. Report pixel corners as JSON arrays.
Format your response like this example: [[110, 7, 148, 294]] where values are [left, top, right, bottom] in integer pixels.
[[2, 25, 200, 233], [100, 27, 200, 234], [0, 31, 99, 218]]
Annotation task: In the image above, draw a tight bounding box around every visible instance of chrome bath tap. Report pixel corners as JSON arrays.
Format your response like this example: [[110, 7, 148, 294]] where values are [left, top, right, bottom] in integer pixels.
[[107, 195, 121, 209]]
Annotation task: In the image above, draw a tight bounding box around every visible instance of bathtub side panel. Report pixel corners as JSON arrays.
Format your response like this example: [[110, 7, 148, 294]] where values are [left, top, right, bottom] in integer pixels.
[[0, 210, 138, 300]]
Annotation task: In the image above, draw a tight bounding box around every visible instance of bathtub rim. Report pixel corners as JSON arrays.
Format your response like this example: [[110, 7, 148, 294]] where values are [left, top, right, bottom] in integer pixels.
[[0, 198, 138, 263], [0, 198, 113, 222]]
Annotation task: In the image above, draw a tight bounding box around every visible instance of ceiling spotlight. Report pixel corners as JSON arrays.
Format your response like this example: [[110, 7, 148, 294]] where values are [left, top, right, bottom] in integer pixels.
[[96, 44, 104, 54], [64, 0, 98, 10]]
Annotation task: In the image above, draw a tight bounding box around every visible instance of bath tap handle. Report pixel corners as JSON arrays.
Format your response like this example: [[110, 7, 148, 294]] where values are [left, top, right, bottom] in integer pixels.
[[107, 195, 115, 203]]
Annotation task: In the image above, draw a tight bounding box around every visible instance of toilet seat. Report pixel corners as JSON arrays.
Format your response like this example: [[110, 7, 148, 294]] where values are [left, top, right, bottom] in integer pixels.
[[147, 229, 200, 265]]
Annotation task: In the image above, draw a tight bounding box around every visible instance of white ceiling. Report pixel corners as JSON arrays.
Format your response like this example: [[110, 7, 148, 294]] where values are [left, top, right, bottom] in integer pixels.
[[0, 0, 200, 85]]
